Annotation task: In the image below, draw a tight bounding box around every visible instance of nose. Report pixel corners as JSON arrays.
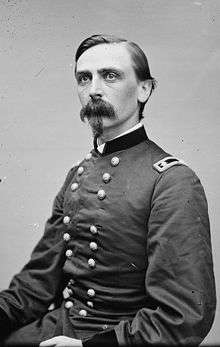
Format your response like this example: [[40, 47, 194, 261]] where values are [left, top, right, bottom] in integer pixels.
[[89, 76, 103, 99]]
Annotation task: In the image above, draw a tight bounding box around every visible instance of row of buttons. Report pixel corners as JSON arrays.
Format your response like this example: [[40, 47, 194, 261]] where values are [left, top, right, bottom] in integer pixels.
[[75, 155, 120, 168], [64, 287, 95, 315], [63, 155, 120, 318], [70, 182, 108, 199], [64, 302, 89, 317], [65, 253, 97, 268], [63, 218, 99, 232], [71, 183, 108, 199], [70, 156, 120, 200], [63, 225, 98, 243], [64, 224, 98, 314], [62, 239, 98, 251]]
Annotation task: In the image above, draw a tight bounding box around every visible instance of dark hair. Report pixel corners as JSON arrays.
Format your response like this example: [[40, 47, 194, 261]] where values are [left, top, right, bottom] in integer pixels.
[[75, 34, 157, 120]]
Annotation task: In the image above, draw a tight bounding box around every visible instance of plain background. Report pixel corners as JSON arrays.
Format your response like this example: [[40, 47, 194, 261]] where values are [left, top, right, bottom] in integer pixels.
[[0, 0, 219, 344]]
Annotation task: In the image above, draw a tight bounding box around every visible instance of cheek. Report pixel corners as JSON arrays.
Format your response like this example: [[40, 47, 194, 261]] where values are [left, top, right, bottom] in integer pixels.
[[127, 83, 139, 97], [115, 84, 138, 107], [77, 88, 89, 106]]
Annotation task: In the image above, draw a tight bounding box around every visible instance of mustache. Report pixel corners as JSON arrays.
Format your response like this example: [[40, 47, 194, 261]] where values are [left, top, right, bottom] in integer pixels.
[[80, 98, 117, 122]]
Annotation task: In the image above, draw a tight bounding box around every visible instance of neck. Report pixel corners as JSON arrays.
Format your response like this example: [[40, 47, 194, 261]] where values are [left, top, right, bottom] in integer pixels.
[[98, 118, 140, 145]]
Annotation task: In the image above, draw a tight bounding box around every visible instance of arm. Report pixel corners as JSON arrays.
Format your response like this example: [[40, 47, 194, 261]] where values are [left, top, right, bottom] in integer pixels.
[[83, 165, 216, 346], [0, 168, 75, 337]]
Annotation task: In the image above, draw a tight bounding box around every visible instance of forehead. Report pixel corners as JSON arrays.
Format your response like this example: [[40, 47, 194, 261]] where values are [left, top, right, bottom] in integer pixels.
[[76, 43, 133, 72]]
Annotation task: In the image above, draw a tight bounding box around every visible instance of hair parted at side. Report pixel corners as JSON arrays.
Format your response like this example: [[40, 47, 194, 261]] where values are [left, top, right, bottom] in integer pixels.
[[75, 34, 157, 120]]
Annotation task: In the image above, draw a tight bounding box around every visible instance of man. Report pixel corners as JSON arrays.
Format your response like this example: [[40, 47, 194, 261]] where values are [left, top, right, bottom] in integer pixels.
[[0, 34, 216, 346]]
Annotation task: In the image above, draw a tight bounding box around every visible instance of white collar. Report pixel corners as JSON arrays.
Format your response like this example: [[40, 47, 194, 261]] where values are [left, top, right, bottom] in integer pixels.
[[97, 122, 143, 154]]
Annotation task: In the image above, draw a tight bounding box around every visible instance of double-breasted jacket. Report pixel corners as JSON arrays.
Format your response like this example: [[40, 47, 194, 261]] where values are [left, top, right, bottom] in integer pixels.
[[0, 126, 216, 346]]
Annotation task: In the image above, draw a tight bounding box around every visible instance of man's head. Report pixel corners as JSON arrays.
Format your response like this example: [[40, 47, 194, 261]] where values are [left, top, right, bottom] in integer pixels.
[[74, 34, 156, 140]]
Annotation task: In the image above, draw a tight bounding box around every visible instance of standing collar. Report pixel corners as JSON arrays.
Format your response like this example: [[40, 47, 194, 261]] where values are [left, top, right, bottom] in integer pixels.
[[94, 125, 148, 156], [97, 122, 143, 153]]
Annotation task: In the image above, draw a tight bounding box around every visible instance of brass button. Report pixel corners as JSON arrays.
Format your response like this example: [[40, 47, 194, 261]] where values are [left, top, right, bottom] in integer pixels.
[[97, 189, 106, 200], [87, 301, 94, 308], [63, 216, 70, 224], [102, 324, 108, 330], [89, 242, 98, 251], [65, 301, 73, 309], [79, 309, 87, 317], [111, 156, 120, 167], [68, 279, 75, 286], [85, 153, 92, 160], [90, 225, 98, 234], [63, 287, 73, 299], [71, 182, 79, 191], [87, 288, 95, 297], [65, 249, 73, 258], [88, 258, 96, 268], [63, 233, 71, 242], [102, 173, 111, 183], [77, 166, 84, 175], [48, 303, 55, 311]]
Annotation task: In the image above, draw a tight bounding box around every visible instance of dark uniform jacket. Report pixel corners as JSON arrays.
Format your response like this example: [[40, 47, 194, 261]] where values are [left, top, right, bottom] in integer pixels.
[[0, 126, 216, 346]]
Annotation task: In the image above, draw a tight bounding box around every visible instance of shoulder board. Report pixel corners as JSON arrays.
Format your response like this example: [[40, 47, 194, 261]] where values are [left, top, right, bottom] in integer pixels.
[[153, 156, 185, 173]]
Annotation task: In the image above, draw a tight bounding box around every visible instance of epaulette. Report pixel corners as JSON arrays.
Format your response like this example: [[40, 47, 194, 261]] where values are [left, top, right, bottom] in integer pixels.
[[153, 156, 185, 173]]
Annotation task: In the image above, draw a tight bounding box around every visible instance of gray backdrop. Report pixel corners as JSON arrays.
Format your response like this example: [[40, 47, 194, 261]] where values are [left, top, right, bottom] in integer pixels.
[[0, 0, 219, 344]]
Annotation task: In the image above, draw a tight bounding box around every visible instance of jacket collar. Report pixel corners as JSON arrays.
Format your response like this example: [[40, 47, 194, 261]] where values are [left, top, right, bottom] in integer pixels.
[[94, 125, 148, 156]]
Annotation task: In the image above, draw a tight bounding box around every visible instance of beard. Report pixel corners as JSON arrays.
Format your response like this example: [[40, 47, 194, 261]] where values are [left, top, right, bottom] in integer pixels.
[[80, 98, 117, 138]]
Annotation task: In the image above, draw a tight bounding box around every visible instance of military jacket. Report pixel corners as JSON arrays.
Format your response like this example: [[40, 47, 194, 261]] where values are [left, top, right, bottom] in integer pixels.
[[0, 126, 216, 346]]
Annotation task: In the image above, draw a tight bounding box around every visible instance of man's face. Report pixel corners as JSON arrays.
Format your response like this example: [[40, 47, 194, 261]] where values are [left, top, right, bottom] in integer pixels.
[[75, 43, 145, 135]]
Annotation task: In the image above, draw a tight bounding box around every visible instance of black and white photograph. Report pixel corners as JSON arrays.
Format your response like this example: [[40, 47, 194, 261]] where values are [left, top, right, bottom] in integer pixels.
[[0, 1, 219, 346]]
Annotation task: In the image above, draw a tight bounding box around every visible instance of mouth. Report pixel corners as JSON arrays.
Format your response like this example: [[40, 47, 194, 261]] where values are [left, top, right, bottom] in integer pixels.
[[79, 98, 117, 138], [80, 99, 117, 122]]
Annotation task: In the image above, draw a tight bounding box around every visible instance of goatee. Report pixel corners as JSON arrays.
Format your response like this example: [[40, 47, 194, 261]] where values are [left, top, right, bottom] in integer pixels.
[[80, 98, 117, 138]]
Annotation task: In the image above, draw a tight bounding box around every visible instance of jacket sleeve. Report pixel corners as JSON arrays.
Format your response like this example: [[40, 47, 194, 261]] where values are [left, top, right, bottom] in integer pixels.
[[0, 168, 75, 336], [83, 165, 216, 346]]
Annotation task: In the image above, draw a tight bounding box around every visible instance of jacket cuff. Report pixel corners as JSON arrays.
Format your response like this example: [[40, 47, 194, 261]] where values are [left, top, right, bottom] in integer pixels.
[[82, 329, 119, 347]]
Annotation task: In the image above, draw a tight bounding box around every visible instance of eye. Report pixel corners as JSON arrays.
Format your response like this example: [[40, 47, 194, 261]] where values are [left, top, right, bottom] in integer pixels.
[[104, 72, 118, 82], [77, 74, 91, 85]]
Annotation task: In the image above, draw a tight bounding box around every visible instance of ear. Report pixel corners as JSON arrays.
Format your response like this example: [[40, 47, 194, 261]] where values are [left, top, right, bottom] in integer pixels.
[[137, 80, 152, 103]]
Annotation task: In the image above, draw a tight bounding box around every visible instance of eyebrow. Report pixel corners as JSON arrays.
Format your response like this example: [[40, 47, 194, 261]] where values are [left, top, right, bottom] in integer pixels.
[[98, 68, 125, 76], [75, 70, 91, 77], [75, 67, 125, 77]]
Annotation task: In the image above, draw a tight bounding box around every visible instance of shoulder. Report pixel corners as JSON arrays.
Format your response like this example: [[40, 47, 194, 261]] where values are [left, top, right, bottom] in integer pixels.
[[145, 139, 204, 192], [146, 144, 209, 223]]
